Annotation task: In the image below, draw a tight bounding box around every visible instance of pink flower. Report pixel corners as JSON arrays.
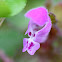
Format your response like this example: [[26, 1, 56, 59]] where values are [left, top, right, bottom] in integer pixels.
[[22, 7, 52, 55]]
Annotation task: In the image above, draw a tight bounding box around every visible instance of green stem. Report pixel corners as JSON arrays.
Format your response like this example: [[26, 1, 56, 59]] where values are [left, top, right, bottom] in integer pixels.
[[0, 18, 5, 26]]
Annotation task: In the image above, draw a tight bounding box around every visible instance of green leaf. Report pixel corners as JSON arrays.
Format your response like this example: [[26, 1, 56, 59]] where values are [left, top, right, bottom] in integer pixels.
[[0, 0, 27, 17]]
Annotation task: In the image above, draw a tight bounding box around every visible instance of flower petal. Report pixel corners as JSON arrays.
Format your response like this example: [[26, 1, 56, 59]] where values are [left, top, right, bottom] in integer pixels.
[[27, 39, 40, 55], [25, 7, 48, 26], [22, 38, 28, 52], [25, 20, 33, 36], [34, 16, 52, 43]]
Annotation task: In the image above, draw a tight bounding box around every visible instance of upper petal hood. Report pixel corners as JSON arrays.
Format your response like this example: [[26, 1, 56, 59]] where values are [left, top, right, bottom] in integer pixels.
[[25, 7, 49, 26]]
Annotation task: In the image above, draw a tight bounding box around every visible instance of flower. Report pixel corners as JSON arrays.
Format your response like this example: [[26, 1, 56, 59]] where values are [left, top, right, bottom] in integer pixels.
[[22, 7, 52, 55]]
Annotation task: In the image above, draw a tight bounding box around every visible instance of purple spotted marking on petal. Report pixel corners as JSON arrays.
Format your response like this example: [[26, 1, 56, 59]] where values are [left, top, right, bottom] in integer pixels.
[[22, 38, 40, 55], [33, 34, 35, 37], [29, 32, 31, 36], [27, 41, 40, 55], [28, 42, 34, 49]]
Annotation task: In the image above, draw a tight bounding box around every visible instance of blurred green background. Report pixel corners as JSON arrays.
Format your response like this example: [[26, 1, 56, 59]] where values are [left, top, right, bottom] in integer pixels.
[[0, 0, 62, 62]]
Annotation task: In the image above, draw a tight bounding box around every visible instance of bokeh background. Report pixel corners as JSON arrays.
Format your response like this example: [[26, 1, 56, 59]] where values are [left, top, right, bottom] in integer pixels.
[[0, 0, 62, 62]]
